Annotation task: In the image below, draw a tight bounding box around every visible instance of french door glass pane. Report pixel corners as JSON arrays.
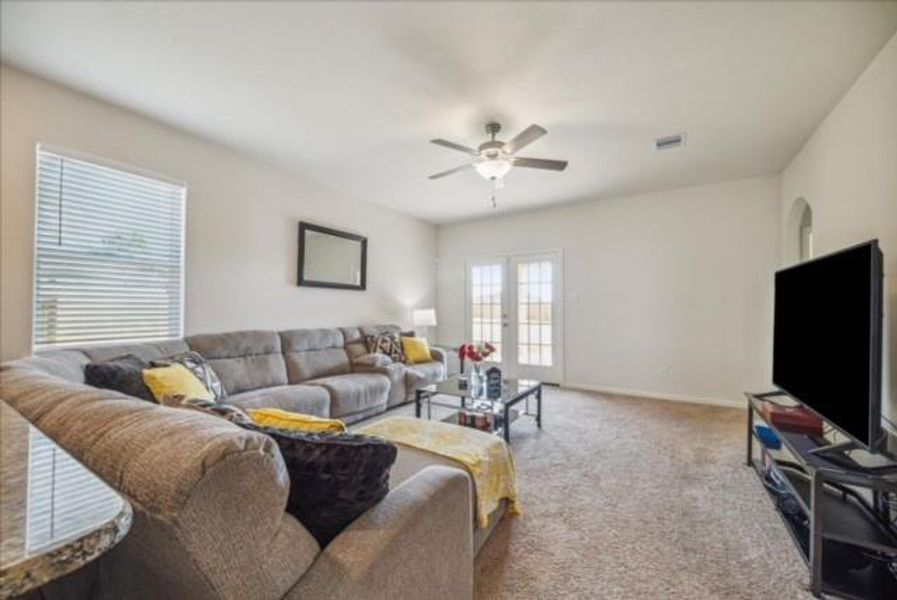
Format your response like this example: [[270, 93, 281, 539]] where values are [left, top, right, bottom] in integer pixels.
[[516, 260, 554, 367], [470, 263, 503, 362]]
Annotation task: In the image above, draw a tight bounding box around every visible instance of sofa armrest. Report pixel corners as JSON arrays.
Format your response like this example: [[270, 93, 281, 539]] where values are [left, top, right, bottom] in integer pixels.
[[286, 466, 473, 600], [429, 346, 448, 367], [0, 365, 319, 599]]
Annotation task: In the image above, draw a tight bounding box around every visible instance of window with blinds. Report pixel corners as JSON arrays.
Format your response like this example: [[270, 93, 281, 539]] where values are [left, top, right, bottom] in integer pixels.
[[33, 148, 185, 349]]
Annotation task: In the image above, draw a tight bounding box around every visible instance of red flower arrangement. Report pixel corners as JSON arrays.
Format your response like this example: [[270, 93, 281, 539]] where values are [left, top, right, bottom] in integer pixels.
[[458, 342, 496, 364]]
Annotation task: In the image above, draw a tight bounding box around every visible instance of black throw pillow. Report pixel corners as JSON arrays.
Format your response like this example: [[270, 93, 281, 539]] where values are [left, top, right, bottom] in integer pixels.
[[84, 354, 155, 401], [251, 426, 397, 547]]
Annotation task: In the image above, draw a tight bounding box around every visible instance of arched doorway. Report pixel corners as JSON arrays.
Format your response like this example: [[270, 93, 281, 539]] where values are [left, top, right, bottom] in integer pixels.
[[798, 202, 813, 262], [786, 198, 813, 264]]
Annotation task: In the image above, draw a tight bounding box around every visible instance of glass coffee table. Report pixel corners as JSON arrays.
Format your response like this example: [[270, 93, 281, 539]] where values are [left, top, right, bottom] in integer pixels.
[[414, 376, 542, 443]]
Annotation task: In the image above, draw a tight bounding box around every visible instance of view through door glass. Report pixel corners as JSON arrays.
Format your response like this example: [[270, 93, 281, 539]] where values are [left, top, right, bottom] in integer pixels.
[[516, 260, 553, 369], [470, 262, 504, 362]]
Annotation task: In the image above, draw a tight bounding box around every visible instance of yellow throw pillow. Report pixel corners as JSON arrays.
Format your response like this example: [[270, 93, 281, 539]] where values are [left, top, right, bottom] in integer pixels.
[[248, 408, 347, 433], [142, 363, 213, 403], [402, 336, 432, 365]]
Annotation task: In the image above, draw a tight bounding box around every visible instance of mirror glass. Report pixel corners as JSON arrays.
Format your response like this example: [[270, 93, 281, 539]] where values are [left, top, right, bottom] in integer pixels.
[[299, 223, 366, 290]]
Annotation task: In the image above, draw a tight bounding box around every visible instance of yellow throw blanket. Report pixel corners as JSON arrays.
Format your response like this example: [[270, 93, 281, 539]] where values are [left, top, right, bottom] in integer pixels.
[[248, 408, 347, 433], [359, 416, 521, 528]]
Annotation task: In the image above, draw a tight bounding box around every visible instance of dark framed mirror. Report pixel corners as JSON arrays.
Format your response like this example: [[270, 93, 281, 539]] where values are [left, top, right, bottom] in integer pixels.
[[298, 222, 367, 290]]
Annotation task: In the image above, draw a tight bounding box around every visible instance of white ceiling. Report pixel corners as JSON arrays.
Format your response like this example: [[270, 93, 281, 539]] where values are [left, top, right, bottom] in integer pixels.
[[2, 2, 896, 223]]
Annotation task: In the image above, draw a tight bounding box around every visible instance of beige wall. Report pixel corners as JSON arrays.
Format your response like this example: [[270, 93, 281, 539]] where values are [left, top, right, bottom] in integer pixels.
[[0, 66, 437, 360], [780, 31, 897, 430], [437, 177, 781, 406]]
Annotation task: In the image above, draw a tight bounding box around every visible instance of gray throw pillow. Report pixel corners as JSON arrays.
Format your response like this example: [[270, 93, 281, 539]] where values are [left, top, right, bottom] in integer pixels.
[[84, 354, 155, 401]]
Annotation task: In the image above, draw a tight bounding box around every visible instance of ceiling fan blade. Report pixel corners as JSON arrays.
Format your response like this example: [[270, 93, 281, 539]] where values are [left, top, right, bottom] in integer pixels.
[[428, 163, 473, 180], [513, 157, 568, 171], [430, 139, 479, 156], [504, 124, 547, 154]]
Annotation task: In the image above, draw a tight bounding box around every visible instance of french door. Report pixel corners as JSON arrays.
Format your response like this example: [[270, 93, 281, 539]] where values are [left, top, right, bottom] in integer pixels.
[[466, 252, 563, 383]]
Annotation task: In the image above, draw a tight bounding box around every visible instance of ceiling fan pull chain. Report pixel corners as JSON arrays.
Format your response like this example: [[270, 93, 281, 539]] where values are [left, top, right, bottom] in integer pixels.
[[490, 178, 502, 209]]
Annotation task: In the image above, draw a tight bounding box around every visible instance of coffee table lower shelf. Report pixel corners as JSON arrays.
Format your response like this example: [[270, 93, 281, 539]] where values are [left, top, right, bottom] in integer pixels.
[[414, 377, 542, 443], [439, 406, 522, 438]]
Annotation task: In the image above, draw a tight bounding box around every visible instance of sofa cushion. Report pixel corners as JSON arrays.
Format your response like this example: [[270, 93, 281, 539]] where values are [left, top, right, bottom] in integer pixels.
[[340, 327, 368, 361], [78, 340, 190, 363], [186, 330, 287, 394], [227, 384, 331, 417], [307, 373, 389, 418], [359, 324, 402, 338], [17, 350, 90, 383], [84, 354, 155, 401], [280, 328, 351, 383], [257, 428, 397, 547], [405, 361, 446, 393], [352, 359, 407, 408], [281, 328, 344, 353]]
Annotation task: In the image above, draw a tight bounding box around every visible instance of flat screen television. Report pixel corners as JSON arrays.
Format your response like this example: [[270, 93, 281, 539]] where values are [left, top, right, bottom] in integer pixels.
[[773, 240, 883, 450]]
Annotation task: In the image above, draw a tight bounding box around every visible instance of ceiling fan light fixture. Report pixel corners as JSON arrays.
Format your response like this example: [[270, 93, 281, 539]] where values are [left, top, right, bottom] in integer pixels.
[[429, 122, 566, 183], [474, 158, 512, 181]]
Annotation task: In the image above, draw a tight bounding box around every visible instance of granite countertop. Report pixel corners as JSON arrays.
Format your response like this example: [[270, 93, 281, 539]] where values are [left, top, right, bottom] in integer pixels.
[[0, 401, 132, 598]]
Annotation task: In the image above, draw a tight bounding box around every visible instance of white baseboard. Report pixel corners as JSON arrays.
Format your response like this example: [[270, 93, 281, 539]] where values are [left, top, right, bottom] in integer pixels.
[[562, 382, 743, 409]]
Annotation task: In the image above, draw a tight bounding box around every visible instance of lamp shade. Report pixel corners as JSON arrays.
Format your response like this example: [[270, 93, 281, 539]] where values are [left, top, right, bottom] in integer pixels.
[[474, 158, 512, 181], [413, 308, 437, 327]]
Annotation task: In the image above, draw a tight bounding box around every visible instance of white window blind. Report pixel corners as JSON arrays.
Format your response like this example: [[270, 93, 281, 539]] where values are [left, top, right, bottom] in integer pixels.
[[33, 148, 185, 349]]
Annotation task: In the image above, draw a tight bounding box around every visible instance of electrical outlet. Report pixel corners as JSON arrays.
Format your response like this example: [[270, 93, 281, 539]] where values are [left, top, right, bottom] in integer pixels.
[[659, 366, 673, 378]]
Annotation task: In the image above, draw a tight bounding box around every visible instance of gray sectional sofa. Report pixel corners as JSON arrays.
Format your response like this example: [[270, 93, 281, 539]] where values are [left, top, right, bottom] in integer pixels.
[[0, 324, 498, 600], [187, 324, 446, 422]]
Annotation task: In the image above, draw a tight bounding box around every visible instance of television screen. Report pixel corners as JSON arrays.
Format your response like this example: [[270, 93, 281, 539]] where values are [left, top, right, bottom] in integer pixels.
[[773, 240, 883, 448]]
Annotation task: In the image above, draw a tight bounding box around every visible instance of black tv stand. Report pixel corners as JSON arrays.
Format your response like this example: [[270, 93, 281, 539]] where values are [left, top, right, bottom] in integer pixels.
[[809, 439, 861, 457], [745, 391, 897, 599]]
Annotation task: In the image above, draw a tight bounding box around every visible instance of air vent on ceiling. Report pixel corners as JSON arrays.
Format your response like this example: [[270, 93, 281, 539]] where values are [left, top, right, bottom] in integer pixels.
[[655, 132, 686, 151]]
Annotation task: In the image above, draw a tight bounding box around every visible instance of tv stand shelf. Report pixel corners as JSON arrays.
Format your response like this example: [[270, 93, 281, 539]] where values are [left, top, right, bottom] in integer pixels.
[[745, 391, 897, 599]]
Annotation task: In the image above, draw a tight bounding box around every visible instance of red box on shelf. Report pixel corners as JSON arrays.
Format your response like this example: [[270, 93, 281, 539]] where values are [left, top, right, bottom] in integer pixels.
[[760, 402, 824, 437]]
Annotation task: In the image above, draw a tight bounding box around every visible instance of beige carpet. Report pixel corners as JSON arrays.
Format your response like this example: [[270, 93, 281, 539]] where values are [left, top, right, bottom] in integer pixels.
[[373, 387, 812, 599]]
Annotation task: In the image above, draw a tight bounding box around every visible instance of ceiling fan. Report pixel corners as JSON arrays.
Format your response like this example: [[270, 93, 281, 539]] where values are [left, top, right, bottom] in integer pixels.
[[428, 122, 568, 183]]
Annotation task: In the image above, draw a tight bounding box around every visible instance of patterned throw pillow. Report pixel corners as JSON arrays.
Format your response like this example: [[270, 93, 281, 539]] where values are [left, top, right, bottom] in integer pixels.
[[152, 351, 227, 401], [363, 334, 383, 354], [364, 333, 405, 364], [157, 394, 254, 427]]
